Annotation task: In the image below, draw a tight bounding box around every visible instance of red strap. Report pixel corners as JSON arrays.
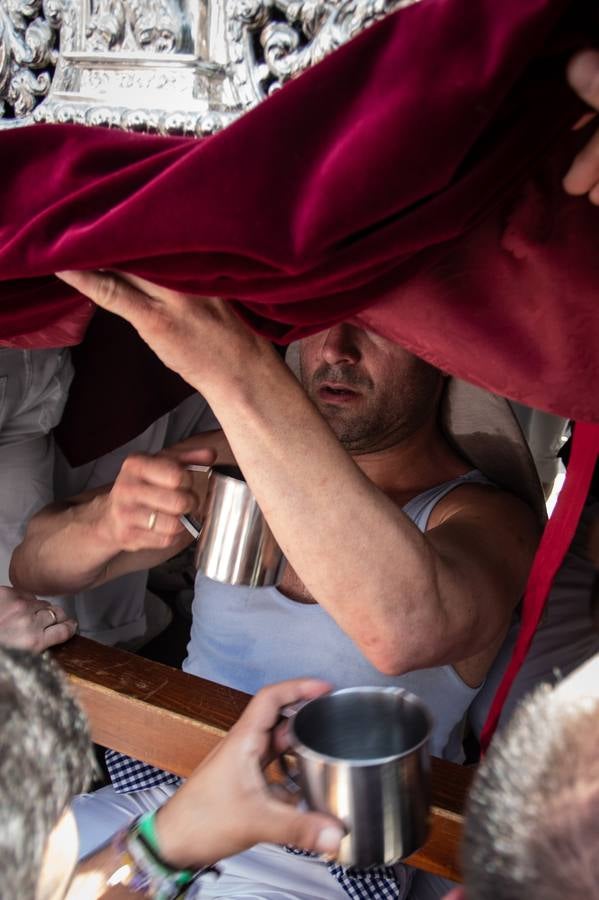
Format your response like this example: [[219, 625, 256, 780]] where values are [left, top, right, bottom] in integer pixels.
[[480, 421, 599, 752]]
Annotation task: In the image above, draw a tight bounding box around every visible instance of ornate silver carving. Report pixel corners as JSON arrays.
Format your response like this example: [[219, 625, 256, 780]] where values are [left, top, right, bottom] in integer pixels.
[[86, 0, 184, 54], [226, 0, 423, 106], [0, 0, 239, 131], [0, 0, 422, 133], [0, 0, 59, 118]]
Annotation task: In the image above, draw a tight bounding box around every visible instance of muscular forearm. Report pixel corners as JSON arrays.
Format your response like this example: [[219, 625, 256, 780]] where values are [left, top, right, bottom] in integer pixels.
[[10, 494, 127, 595], [11, 495, 188, 596], [10, 443, 209, 596]]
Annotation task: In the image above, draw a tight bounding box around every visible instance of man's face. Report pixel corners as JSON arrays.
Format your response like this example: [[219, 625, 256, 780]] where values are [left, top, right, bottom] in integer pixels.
[[299, 324, 443, 453]]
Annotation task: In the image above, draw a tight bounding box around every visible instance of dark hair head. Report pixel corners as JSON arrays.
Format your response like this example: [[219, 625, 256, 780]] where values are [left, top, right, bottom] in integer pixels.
[[0, 647, 94, 898]]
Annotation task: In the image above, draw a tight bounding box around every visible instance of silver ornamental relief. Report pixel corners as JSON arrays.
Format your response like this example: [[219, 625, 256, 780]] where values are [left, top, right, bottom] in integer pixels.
[[226, 0, 424, 106], [0, 0, 59, 118], [0, 0, 422, 132], [86, 0, 184, 53]]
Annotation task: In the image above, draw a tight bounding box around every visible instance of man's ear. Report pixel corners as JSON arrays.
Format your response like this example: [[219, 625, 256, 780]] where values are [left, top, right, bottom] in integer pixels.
[[442, 889, 466, 900]]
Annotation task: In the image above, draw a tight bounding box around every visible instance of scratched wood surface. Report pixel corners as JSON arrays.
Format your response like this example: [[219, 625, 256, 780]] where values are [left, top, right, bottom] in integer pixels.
[[52, 636, 471, 881]]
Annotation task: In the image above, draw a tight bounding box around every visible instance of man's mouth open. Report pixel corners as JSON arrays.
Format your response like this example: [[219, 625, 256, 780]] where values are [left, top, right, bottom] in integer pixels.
[[317, 384, 360, 404]]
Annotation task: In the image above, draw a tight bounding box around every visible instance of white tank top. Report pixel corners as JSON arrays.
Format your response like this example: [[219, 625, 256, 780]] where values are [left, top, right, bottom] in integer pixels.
[[183, 470, 489, 761]]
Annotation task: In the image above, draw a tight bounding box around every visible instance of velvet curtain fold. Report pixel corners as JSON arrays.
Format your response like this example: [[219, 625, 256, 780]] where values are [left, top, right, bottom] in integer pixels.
[[2, 0, 599, 748], [0, 0, 598, 461]]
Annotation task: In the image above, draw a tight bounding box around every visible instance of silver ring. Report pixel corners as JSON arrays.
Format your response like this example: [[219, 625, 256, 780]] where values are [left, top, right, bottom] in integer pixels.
[[147, 510, 158, 531]]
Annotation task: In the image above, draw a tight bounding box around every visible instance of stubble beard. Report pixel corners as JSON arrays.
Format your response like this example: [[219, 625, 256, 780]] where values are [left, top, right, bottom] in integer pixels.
[[304, 361, 443, 454], [323, 397, 423, 453]]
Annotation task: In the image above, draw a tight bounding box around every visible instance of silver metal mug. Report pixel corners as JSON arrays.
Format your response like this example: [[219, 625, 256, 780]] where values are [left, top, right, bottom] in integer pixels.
[[285, 686, 432, 868], [181, 464, 286, 587]]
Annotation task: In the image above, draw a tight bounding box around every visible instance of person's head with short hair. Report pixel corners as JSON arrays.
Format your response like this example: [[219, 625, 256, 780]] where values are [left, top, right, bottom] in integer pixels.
[[299, 324, 444, 453], [453, 653, 599, 900], [0, 646, 95, 900]]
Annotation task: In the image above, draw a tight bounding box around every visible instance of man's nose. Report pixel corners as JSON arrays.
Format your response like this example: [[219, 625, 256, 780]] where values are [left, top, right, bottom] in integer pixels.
[[321, 324, 362, 366]]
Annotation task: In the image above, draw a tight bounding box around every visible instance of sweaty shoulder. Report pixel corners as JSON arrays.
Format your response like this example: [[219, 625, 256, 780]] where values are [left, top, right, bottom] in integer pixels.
[[427, 481, 541, 542]]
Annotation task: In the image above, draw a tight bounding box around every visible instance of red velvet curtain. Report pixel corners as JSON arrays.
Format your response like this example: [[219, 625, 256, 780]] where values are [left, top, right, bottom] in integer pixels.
[[0, 0, 598, 462], [2, 0, 599, 748]]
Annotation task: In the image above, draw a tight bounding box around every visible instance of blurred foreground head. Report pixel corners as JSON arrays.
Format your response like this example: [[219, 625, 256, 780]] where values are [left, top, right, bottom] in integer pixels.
[[462, 653, 599, 900], [0, 646, 94, 899]]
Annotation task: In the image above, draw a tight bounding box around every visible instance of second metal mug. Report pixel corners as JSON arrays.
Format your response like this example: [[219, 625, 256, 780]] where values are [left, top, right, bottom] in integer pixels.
[[284, 686, 432, 868], [180, 464, 286, 588]]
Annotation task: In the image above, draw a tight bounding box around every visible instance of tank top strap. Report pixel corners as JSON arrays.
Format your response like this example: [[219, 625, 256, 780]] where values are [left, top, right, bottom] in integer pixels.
[[402, 469, 491, 532]]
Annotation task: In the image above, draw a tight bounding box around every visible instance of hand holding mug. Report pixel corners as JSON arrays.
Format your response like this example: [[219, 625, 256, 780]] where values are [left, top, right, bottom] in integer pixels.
[[98, 449, 216, 553], [153, 678, 345, 869]]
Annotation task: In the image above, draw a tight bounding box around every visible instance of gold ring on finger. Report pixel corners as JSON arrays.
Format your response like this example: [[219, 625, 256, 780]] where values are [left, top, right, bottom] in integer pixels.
[[147, 510, 158, 531], [36, 607, 58, 628]]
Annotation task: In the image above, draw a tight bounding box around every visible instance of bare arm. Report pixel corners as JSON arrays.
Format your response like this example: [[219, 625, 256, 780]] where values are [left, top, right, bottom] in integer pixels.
[[10, 431, 233, 596], [10, 461, 194, 596], [55, 271, 539, 676]]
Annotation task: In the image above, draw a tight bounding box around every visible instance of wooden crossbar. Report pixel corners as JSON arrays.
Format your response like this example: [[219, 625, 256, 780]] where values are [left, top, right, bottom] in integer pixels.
[[53, 636, 471, 882]]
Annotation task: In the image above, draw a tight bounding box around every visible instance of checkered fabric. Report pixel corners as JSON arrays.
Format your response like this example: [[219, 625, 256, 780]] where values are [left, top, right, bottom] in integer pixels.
[[106, 754, 411, 898], [285, 846, 412, 899], [105, 751, 182, 794]]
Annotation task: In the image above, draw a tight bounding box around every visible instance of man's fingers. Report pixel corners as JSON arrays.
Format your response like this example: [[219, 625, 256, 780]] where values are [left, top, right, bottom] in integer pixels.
[[563, 127, 599, 197], [35, 605, 77, 650], [263, 803, 345, 858], [56, 270, 153, 324], [40, 619, 78, 649], [160, 445, 217, 466], [165, 449, 218, 469], [236, 678, 332, 737], [128, 507, 187, 538], [270, 719, 292, 759], [24, 598, 56, 616], [267, 782, 298, 806], [117, 524, 189, 552], [116, 270, 175, 301], [567, 50, 599, 112], [0, 586, 38, 603], [118, 481, 199, 518], [563, 50, 599, 199], [34, 604, 68, 628], [121, 453, 197, 491]]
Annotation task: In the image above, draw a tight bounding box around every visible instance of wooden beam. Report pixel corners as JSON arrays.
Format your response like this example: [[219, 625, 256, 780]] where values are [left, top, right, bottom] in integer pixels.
[[53, 636, 470, 881]]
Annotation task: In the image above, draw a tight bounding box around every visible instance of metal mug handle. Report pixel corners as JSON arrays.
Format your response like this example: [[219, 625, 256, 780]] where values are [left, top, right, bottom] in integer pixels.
[[277, 700, 311, 795], [179, 464, 212, 539], [279, 750, 302, 796]]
